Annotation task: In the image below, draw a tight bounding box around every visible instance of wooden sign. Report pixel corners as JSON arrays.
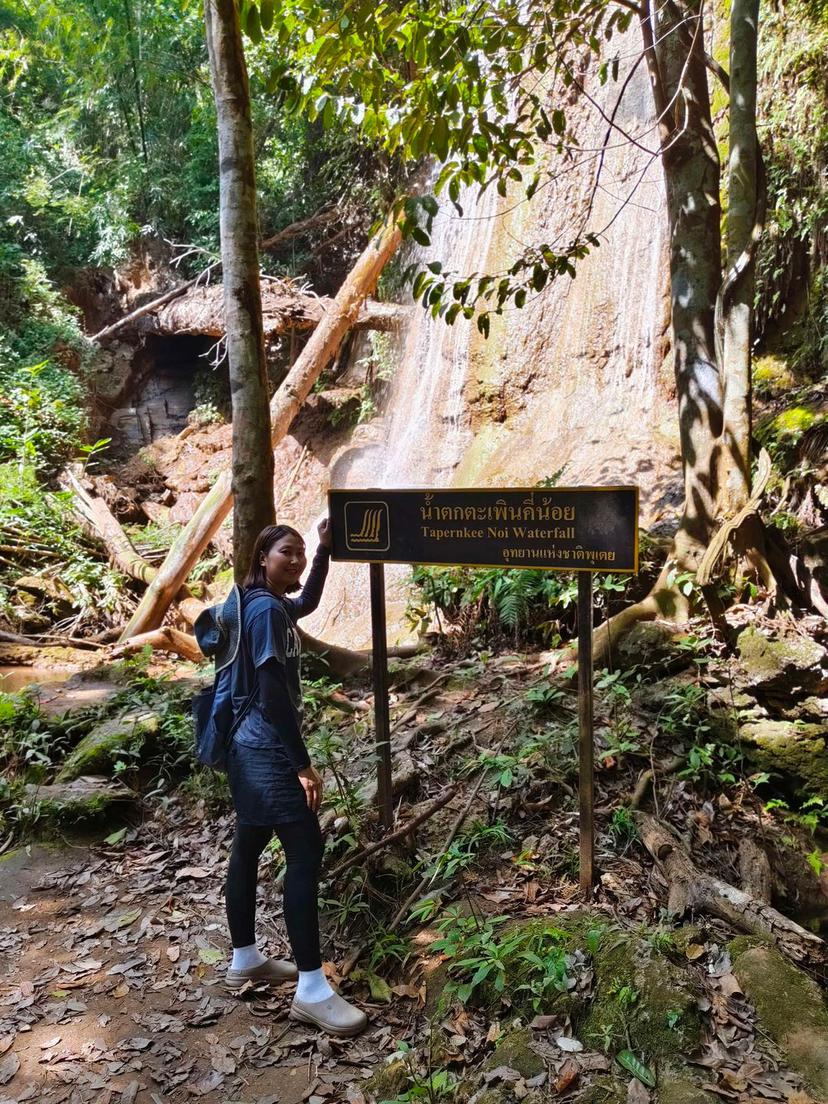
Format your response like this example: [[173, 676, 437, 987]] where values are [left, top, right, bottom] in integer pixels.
[[326, 484, 640, 898], [327, 486, 638, 573]]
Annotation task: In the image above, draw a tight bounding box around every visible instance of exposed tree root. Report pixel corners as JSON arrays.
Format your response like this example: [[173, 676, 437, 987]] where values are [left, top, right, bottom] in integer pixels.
[[637, 813, 825, 969], [592, 584, 689, 667]]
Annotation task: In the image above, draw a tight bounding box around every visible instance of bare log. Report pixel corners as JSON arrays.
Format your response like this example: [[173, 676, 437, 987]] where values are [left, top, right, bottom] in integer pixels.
[[637, 813, 825, 968], [738, 837, 772, 904], [59, 466, 159, 585], [131, 280, 407, 339], [119, 210, 402, 642], [90, 264, 219, 343], [109, 627, 204, 664], [260, 204, 337, 251]]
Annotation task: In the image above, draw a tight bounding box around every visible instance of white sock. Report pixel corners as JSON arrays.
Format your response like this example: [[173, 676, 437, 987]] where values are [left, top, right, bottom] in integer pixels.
[[231, 944, 268, 971], [295, 967, 335, 1003]]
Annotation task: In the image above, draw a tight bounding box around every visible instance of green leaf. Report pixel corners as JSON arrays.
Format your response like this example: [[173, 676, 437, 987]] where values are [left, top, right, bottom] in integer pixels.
[[616, 1051, 655, 1088], [245, 4, 262, 42], [552, 109, 565, 136], [104, 827, 127, 846], [411, 227, 431, 247], [259, 0, 274, 30], [199, 947, 225, 965]]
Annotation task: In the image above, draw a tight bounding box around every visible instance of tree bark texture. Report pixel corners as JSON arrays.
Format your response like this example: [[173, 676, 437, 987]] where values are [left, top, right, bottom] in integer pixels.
[[204, 0, 275, 583], [136, 282, 407, 340], [721, 0, 760, 511], [653, 0, 724, 562], [118, 211, 402, 642]]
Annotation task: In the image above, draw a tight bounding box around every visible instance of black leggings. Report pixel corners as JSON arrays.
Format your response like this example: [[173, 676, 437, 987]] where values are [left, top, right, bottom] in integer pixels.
[[225, 808, 324, 971]]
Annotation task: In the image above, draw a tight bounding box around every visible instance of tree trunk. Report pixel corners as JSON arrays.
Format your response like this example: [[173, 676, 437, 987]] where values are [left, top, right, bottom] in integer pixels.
[[721, 0, 760, 511], [204, 0, 275, 583], [117, 211, 402, 642], [653, 0, 724, 565]]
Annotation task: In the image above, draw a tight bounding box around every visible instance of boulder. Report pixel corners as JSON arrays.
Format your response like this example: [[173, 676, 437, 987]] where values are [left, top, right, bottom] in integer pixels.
[[737, 627, 828, 697], [739, 718, 828, 794], [22, 776, 136, 820], [56, 709, 160, 781], [731, 942, 828, 1099], [614, 621, 688, 672]]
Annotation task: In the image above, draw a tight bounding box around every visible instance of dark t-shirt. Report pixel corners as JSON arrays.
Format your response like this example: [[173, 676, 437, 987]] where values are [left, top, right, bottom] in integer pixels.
[[231, 546, 330, 770]]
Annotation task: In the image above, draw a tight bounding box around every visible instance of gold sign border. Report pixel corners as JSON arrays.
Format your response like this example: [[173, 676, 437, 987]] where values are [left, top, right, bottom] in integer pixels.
[[328, 485, 640, 574]]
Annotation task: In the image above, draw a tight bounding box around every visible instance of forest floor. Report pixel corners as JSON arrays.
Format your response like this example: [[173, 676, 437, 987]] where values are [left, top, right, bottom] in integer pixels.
[[1, 616, 827, 1104]]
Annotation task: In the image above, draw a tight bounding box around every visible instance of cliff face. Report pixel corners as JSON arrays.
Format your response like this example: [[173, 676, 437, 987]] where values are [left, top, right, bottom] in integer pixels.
[[300, 50, 682, 647]]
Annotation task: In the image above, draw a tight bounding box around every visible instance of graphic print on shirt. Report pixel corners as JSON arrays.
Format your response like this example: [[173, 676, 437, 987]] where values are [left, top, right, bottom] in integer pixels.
[[285, 621, 301, 658]]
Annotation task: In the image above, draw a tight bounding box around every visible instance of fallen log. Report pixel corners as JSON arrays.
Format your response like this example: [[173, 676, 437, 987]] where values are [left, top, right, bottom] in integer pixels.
[[109, 626, 204, 664], [60, 466, 157, 585], [90, 263, 220, 343], [129, 280, 407, 340], [637, 813, 825, 968], [60, 466, 203, 625], [119, 210, 402, 642], [260, 204, 338, 251]]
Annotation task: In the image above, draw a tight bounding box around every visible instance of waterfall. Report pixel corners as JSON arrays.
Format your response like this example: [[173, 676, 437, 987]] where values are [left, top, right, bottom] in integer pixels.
[[302, 47, 679, 647]]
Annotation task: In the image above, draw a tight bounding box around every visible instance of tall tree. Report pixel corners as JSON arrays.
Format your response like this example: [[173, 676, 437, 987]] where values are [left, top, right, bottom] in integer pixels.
[[721, 0, 761, 512], [204, 0, 275, 581]]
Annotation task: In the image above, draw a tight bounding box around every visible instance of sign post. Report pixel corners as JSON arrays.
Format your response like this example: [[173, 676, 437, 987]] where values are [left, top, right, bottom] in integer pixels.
[[577, 571, 594, 897], [369, 562, 394, 830], [328, 486, 638, 895]]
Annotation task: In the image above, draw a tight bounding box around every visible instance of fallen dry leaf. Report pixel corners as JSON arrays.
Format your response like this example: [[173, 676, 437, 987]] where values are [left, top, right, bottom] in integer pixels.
[[176, 866, 210, 880], [627, 1077, 651, 1104], [554, 1058, 580, 1093], [0, 1053, 19, 1086]]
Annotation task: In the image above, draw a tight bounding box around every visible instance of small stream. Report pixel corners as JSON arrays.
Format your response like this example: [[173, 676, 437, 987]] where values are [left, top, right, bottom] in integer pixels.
[[0, 667, 72, 693]]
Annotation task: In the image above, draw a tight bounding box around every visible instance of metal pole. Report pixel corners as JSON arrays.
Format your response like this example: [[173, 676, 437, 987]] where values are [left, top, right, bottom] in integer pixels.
[[577, 571, 595, 897], [369, 562, 393, 830]]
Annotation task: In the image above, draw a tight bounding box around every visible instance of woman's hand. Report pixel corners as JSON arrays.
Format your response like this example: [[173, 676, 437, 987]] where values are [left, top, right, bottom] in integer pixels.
[[298, 765, 324, 812], [317, 517, 332, 550]]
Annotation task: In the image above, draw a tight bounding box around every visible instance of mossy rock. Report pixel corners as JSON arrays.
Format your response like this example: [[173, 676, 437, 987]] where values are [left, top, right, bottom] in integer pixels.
[[613, 621, 687, 672], [737, 627, 828, 695], [658, 1069, 717, 1104], [483, 1027, 545, 1080], [740, 719, 828, 794], [364, 1058, 409, 1101], [575, 1075, 626, 1104], [22, 776, 136, 822], [730, 942, 828, 1098], [579, 930, 701, 1060], [753, 354, 796, 398], [56, 709, 160, 781]]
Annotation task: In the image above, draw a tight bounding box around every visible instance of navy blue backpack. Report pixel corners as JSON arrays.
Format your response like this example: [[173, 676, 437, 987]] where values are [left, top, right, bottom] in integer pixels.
[[192, 585, 259, 771]]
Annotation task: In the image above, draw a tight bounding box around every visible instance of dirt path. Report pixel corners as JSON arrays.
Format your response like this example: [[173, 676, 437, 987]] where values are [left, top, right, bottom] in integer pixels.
[[0, 822, 403, 1104]]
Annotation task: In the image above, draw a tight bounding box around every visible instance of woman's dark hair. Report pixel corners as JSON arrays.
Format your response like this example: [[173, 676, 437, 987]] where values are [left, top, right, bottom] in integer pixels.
[[243, 524, 305, 591]]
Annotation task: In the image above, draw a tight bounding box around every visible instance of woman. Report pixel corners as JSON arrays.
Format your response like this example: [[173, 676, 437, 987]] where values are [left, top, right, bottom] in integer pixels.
[[223, 519, 367, 1037]]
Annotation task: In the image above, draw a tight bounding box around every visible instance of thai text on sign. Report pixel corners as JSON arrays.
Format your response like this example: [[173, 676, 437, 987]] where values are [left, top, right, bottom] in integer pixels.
[[328, 487, 639, 573]]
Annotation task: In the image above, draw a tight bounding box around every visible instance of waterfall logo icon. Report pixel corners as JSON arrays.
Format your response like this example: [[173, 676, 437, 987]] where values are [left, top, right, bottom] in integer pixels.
[[345, 501, 390, 552]]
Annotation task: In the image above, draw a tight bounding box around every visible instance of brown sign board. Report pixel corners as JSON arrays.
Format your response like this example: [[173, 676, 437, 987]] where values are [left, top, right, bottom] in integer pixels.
[[328, 487, 639, 573]]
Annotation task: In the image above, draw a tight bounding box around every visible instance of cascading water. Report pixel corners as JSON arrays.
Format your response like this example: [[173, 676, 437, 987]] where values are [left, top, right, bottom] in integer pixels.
[[302, 46, 680, 646]]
